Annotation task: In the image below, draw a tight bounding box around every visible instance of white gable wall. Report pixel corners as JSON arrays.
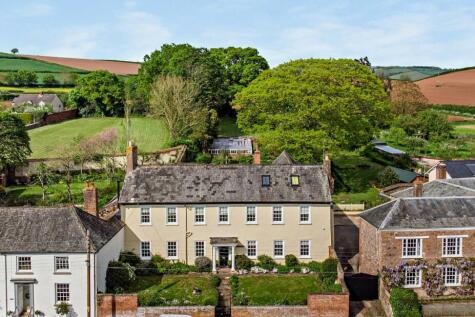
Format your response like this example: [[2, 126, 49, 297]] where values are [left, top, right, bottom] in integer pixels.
[[95, 228, 124, 292]]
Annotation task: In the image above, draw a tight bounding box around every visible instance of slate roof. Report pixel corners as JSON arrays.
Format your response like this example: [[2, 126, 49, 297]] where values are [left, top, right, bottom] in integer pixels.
[[391, 178, 475, 198], [360, 197, 475, 230], [209, 137, 253, 153], [12, 93, 60, 106], [443, 160, 475, 178], [390, 167, 418, 183], [119, 164, 331, 204], [0, 206, 123, 253], [272, 151, 297, 165]]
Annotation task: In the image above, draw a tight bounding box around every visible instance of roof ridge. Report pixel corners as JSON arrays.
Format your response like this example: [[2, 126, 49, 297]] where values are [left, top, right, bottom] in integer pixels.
[[379, 198, 401, 229], [439, 180, 475, 193]]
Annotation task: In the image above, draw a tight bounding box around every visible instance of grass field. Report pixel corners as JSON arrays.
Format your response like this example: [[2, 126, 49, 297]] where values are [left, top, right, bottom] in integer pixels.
[[452, 122, 475, 135], [0, 86, 73, 93], [136, 275, 219, 306], [235, 275, 341, 305], [0, 54, 85, 73], [28, 117, 169, 158]]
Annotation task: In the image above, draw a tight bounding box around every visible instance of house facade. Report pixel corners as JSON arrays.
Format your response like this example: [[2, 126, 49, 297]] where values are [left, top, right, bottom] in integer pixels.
[[0, 202, 123, 317], [119, 147, 333, 271], [359, 197, 475, 297]]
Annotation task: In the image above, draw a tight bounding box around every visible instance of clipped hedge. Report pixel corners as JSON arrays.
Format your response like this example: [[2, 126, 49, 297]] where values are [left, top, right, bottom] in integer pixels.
[[106, 261, 135, 293], [389, 288, 423, 317]]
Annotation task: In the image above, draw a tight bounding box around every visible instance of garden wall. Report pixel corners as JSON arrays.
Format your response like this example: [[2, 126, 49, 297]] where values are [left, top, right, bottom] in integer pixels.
[[25, 109, 78, 130], [97, 294, 138, 317], [138, 306, 215, 317]]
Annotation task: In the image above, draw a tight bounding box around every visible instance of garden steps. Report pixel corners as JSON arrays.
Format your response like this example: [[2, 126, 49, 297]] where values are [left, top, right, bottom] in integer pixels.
[[216, 273, 232, 317]]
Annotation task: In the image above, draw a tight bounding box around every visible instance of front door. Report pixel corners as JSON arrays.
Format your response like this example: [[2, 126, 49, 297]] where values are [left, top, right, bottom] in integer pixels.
[[218, 247, 229, 267], [15, 283, 34, 317]]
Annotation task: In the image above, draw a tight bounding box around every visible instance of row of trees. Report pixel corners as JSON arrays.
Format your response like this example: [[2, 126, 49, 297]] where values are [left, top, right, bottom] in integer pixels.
[[1, 70, 79, 87]]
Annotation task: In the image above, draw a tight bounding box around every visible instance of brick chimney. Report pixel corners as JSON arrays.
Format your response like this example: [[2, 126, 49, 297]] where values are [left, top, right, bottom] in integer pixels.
[[413, 177, 423, 197], [126, 141, 138, 173], [253, 142, 261, 165], [323, 151, 335, 194], [436, 163, 447, 180], [83, 181, 98, 216]]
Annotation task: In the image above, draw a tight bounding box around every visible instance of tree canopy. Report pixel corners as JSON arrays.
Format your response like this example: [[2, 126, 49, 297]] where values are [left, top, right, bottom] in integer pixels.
[[234, 59, 390, 162], [0, 113, 31, 170], [69, 70, 125, 117], [390, 80, 428, 115]]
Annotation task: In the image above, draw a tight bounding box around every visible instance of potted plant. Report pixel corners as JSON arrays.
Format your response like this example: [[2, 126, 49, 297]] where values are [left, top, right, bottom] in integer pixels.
[[34, 310, 44, 316], [55, 302, 70, 316]]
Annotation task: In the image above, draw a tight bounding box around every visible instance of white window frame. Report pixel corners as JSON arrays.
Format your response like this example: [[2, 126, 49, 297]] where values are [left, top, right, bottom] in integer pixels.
[[272, 206, 284, 224], [16, 256, 32, 272], [140, 241, 152, 260], [438, 235, 467, 257], [443, 266, 461, 286], [54, 256, 70, 272], [246, 206, 257, 224], [194, 240, 205, 257], [299, 240, 311, 258], [55, 283, 70, 304], [396, 236, 428, 258], [403, 267, 422, 288], [193, 206, 206, 225], [140, 207, 152, 225], [299, 205, 311, 224], [167, 241, 178, 260], [218, 206, 230, 224], [246, 240, 258, 259], [166, 206, 178, 225], [273, 240, 285, 259]]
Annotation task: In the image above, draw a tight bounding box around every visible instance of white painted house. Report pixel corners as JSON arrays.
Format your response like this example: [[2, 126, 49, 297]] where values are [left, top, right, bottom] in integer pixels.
[[0, 205, 123, 317]]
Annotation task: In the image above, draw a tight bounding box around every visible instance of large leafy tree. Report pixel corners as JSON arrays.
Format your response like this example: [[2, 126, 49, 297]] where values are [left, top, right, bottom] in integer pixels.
[[137, 43, 227, 113], [390, 80, 428, 115], [234, 59, 390, 162], [69, 70, 125, 117], [0, 113, 31, 170], [210, 47, 269, 105]]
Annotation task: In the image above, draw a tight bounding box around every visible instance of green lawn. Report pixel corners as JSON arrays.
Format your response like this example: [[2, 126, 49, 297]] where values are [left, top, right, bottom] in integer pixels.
[[135, 275, 219, 306], [217, 115, 242, 137], [28, 117, 169, 158], [235, 275, 342, 305]]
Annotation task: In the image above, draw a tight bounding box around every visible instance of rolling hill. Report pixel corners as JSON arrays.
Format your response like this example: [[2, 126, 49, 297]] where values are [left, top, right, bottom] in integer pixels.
[[374, 66, 449, 81], [416, 68, 475, 106]]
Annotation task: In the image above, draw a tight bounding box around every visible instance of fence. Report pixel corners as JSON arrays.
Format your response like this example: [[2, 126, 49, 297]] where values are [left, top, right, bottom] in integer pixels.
[[25, 109, 78, 130]]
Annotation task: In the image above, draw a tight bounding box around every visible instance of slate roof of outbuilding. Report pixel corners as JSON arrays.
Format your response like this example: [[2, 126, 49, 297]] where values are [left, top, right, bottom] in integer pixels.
[[440, 160, 475, 178], [12, 93, 60, 105], [360, 197, 475, 230], [119, 164, 331, 204], [0, 206, 123, 253], [391, 178, 475, 198]]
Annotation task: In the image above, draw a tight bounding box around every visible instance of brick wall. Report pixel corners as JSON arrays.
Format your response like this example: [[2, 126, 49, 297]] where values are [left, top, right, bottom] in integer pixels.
[[231, 306, 308, 317], [307, 293, 349, 317], [358, 219, 380, 275], [44, 109, 78, 124], [138, 306, 215, 317], [97, 294, 138, 317]]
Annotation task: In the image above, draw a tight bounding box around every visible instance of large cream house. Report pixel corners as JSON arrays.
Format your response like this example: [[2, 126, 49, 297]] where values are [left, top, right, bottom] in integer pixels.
[[119, 147, 333, 271]]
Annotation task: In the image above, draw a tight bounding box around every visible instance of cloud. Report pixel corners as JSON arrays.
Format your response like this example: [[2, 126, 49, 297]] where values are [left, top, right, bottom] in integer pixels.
[[44, 27, 99, 57], [20, 3, 53, 17]]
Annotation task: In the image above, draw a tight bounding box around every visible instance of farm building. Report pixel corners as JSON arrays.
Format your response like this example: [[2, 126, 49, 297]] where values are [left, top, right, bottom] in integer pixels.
[[12, 93, 64, 113], [372, 140, 405, 156]]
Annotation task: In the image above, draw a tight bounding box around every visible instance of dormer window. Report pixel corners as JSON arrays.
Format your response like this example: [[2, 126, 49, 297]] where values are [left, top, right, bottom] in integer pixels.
[[262, 175, 271, 187], [291, 175, 300, 186]]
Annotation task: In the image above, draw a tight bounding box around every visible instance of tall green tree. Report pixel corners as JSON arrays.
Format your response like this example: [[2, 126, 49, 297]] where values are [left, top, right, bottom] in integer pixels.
[[136, 43, 227, 113], [234, 59, 390, 162], [210, 47, 269, 105], [0, 113, 31, 170], [69, 70, 125, 117]]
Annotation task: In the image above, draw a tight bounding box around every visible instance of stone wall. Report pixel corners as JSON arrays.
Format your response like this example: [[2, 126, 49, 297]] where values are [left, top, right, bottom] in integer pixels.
[[358, 219, 380, 275], [138, 306, 215, 317], [97, 294, 138, 317], [231, 306, 308, 317], [307, 293, 349, 317]]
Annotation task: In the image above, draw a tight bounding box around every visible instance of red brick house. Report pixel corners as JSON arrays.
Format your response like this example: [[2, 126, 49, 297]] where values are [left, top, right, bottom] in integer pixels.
[[359, 197, 475, 297]]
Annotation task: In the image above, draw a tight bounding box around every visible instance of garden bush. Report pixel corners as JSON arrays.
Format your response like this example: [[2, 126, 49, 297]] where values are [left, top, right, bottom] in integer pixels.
[[119, 251, 141, 267], [276, 265, 290, 274], [321, 258, 338, 284], [285, 254, 299, 268], [105, 261, 135, 293], [135, 261, 159, 276], [235, 254, 253, 270], [389, 288, 422, 317], [257, 255, 276, 270], [152, 255, 196, 274], [195, 153, 212, 163], [195, 256, 212, 272], [211, 276, 221, 287], [307, 261, 322, 273]]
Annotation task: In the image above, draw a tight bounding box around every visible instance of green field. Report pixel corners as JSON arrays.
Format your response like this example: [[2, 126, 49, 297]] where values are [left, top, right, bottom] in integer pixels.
[[0, 86, 73, 93], [0, 54, 85, 73], [28, 117, 169, 158]]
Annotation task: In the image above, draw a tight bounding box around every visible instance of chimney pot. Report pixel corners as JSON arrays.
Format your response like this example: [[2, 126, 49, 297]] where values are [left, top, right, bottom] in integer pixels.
[[83, 181, 98, 216], [436, 163, 447, 180], [253, 141, 261, 165], [126, 141, 138, 173], [413, 179, 423, 197], [323, 151, 334, 194]]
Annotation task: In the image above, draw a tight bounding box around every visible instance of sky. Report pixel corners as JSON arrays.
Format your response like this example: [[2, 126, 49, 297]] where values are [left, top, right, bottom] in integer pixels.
[[1, 0, 475, 68]]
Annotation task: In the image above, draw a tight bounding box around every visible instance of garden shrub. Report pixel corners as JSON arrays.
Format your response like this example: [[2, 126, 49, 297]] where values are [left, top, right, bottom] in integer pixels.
[[195, 153, 212, 163], [195, 256, 212, 272], [321, 258, 338, 284], [105, 261, 135, 293], [135, 261, 158, 276], [293, 266, 302, 273], [285, 254, 299, 268], [235, 254, 253, 270], [233, 292, 250, 305], [389, 288, 422, 317], [119, 251, 141, 267], [308, 261, 322, 273], [211, 276, 221, 287], [257, 255, 276, 270], [276, 265, 290, 274]]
